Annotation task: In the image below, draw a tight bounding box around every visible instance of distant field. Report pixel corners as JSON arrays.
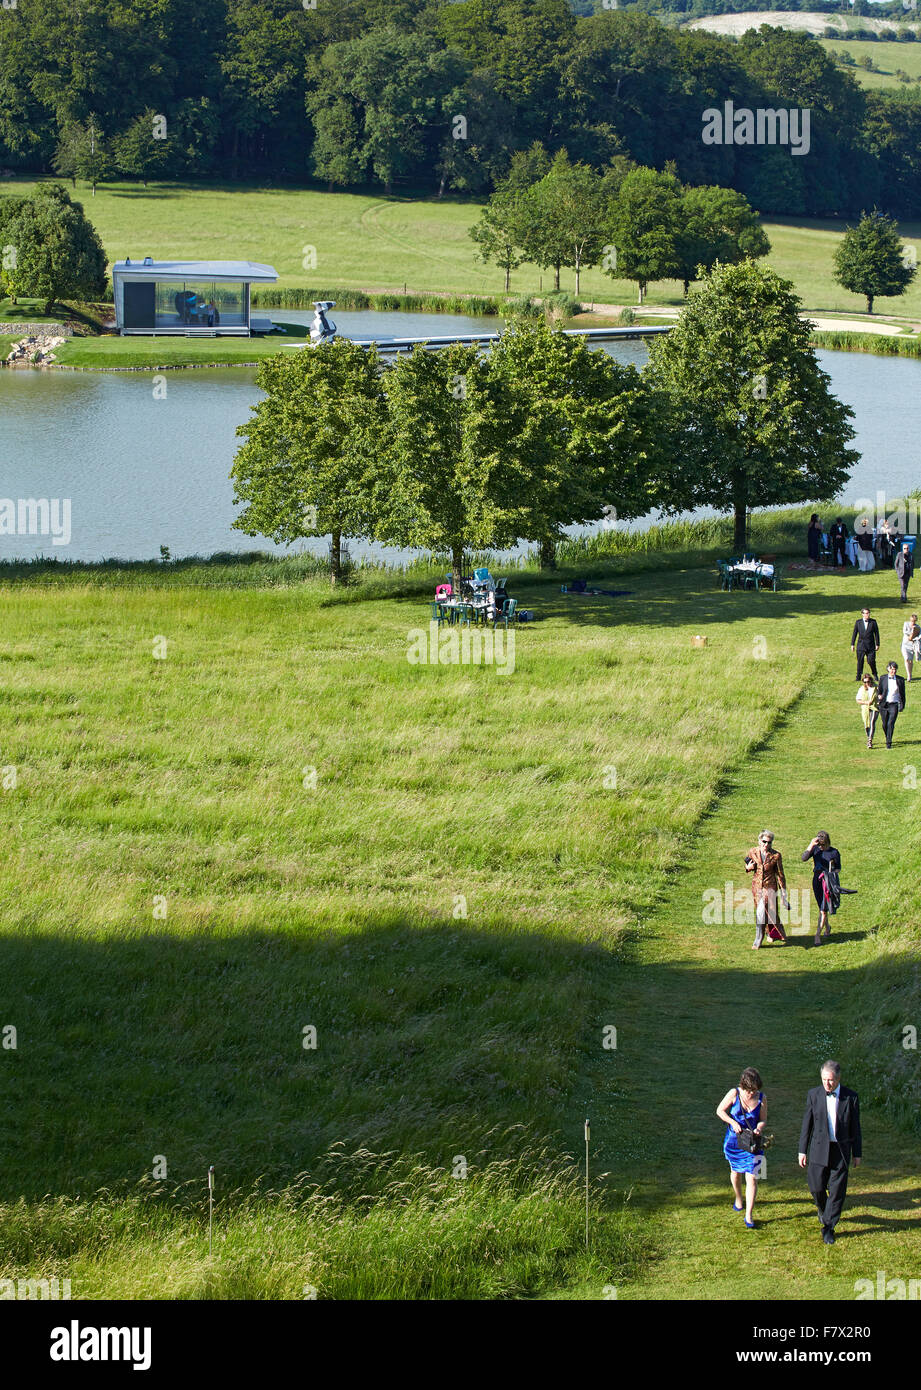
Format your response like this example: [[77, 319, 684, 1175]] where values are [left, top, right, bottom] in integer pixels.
[[688, 11, 921, 38], [1, 180, 920, 319], [820, 38, 921, 89]]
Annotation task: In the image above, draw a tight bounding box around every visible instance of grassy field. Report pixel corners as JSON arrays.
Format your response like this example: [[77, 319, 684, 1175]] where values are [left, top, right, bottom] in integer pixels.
[[1, 533, 919, 1297], [2, 180, 920, 320], [821, 39, 921, 90]]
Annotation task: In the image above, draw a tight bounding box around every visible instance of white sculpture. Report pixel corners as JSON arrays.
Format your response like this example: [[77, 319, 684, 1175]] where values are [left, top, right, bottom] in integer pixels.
[[309, 301, 337, 344]]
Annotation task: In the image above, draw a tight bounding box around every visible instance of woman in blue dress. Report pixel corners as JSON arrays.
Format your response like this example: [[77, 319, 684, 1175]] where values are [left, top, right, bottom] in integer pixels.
[[717, 1067, 768, 1228]]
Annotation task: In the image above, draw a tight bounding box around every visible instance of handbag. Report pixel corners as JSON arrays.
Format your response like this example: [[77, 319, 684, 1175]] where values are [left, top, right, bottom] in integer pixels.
[[735, 1127, 763, 1154]]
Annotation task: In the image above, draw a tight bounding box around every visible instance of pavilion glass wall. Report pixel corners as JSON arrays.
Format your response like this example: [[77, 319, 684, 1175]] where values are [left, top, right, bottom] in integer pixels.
[[152, 280, 247, 329]]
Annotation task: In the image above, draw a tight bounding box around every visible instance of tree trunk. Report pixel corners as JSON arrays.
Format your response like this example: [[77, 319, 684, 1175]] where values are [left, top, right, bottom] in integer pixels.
[[866, 295, 874, 314], [637, 282, 646, 304], [683, 279, 690, 297], [505, 265, 511, 294], [732, 473, 748, 554], [538, 537, 557, 570], [43, 300, 54, 316], [330, 527, 342, 586], [575, 258, 581, 297], [554, 263, 560, 292], [451, 544, 464, 593]]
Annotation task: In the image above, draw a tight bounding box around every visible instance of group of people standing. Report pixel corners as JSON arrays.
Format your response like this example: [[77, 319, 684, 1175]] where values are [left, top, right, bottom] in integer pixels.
[[808, 514, 914, 595], [851, 607, 913, 748], [717, 1062, 862, 1240]]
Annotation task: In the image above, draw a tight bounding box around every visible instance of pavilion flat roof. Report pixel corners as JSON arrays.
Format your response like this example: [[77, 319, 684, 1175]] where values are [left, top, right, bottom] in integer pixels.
[[113, 260, 278, 282]]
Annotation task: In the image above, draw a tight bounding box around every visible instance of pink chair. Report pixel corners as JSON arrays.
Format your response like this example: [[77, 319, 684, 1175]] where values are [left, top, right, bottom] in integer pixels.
[[435, 584, 452, 600]]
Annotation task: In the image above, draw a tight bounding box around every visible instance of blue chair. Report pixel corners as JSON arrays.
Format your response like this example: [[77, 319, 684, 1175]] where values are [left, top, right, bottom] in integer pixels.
[[494, 598, 517, 630]]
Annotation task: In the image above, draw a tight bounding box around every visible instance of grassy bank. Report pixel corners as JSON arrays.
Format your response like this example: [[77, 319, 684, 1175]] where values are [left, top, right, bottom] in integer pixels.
[[1, 546, 919, 1297], [50, 320, 308, 369], [811, 330, 921, 358]]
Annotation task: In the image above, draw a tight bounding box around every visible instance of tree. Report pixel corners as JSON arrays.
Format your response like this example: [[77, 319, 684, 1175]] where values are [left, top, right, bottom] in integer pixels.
[[647, 260, 858, 553], [230, 339, 389, 584], [469, 190, 528, 293], [0, 195, 29, 302], [307, 28, 465, 194], [2, 184, 107, 315], [114, 110, 173, 187], [518, 151, 612, 296], [51, 117, 112, 196], [434, 72, 516, 197], [605, 166, 683, 304], [480, 320, 671, 568], [437, 0, 574, 133], [833, 209, 917, 314], [676, 184, 771, 297], [376, 343, 522, 587]]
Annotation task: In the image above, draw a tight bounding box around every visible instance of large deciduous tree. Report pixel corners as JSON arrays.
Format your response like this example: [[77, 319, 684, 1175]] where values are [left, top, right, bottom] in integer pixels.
[[832, 209, 917, 315], [676, 184, 770, 297], [376, 343, 522, 587], [231, 339, 388, 584], [307, 28, 465, 194], [518, 151, 613, 296], [478, 320, 671, 569], [605, 166, 683, 304], [2, 183, 107, 314], [647, 260, 858, 553]]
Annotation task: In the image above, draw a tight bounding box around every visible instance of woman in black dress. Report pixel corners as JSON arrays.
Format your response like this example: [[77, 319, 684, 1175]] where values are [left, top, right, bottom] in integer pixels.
[[802, 832, 842, 947], [807, 514, 822, 564]]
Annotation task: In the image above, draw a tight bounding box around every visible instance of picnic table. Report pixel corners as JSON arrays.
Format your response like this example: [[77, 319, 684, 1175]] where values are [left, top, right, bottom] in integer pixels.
[[436, 595, 491, 623], [718, 558, 779, 592]]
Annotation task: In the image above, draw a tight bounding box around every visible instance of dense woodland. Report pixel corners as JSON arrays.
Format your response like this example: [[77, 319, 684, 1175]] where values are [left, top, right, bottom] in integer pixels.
[[0, 0, 919, 216]]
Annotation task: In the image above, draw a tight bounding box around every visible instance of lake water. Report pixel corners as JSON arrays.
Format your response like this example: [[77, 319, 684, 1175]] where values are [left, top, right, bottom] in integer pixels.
[[0, 311, 919, 563]]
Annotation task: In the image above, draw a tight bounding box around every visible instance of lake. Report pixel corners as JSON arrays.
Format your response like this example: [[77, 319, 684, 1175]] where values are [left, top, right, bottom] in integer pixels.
[[1, 311, 919, 563]]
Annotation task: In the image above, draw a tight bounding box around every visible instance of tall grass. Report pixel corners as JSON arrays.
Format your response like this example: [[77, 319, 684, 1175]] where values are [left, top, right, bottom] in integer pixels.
[[251, 287, 502, 316], [0, 1144, 648, 1299], [811, 330, 921, 357]]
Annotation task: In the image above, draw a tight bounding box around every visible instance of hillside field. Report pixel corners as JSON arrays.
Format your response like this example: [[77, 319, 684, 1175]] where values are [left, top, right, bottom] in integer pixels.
[[1, 533, 919, 1297], [2, 180, 920, 320]]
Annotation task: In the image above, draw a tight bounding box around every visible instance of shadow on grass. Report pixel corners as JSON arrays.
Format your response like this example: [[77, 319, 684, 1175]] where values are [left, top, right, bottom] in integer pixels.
[[536, 575, 917, 633], [0, 919, 917, 1218], [0, 918, 622, 1203]]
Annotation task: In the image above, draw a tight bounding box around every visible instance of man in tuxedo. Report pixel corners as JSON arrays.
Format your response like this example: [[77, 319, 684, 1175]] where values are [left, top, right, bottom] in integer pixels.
[[829, 518, 848, 567], [895, 543, 914, 602], [850, 607, 880, 680], [798, 1061, 862, 1244], [878, 661, 907, 749]]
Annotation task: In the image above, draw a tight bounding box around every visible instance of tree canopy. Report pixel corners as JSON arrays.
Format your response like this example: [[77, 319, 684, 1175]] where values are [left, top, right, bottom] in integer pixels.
[[833, 210, 918, 315], [647, 260, 858, 552]]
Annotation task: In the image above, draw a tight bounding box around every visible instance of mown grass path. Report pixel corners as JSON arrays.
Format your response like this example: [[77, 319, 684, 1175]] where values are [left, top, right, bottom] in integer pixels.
[[585, 580, 921, 1300]]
